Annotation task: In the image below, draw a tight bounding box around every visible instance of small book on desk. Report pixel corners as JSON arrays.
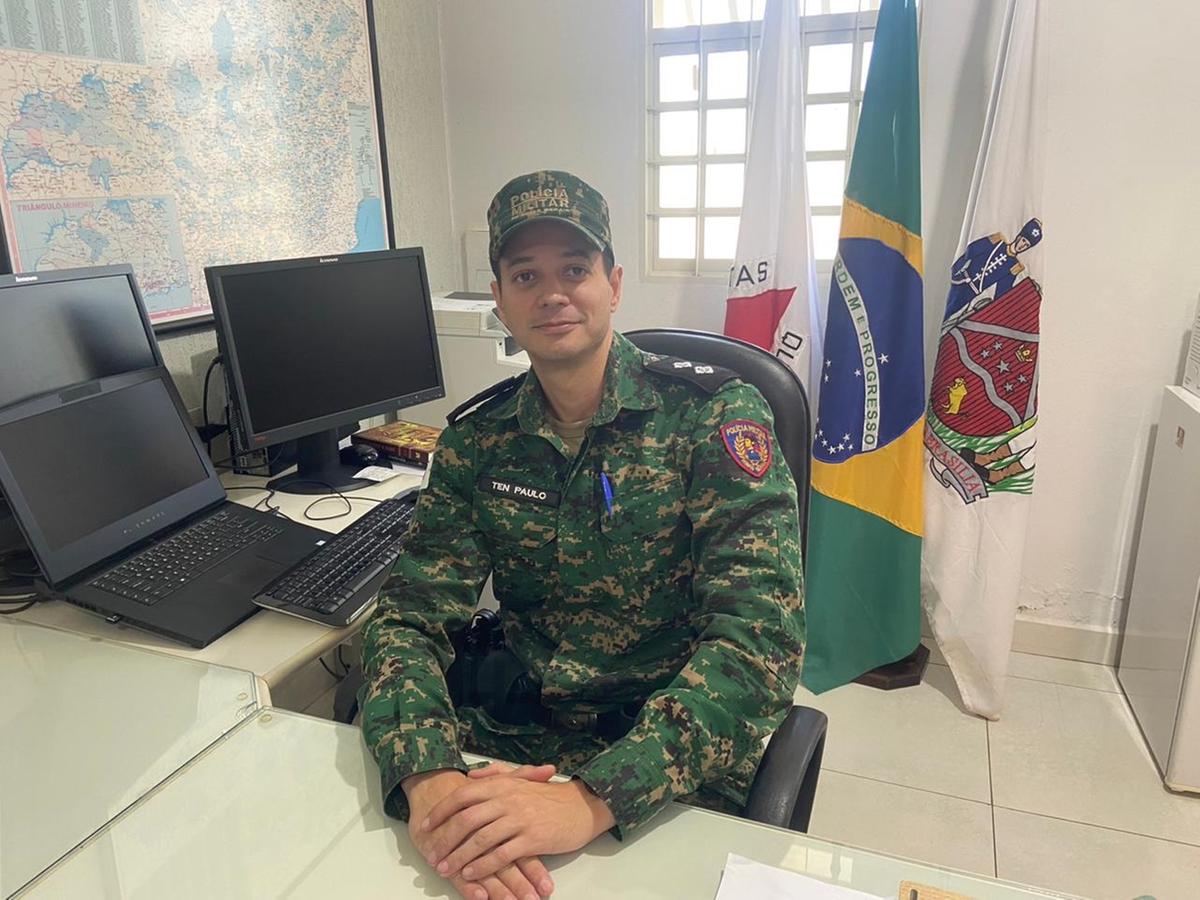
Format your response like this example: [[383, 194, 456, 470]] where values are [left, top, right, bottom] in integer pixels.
[[352, 420, 442, 467]]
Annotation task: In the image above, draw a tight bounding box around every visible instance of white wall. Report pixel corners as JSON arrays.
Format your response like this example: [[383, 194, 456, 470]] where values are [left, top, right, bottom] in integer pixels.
[[437, 0, 1200, 651], [373, 0, 460, 293], [438, 0, 728, 332], [921, 0, 1200, 644], [1021, 0, 1200, 637]]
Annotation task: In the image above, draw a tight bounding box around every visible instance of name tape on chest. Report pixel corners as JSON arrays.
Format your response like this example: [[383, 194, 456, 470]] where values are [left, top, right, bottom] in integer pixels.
[[477, 475, 561, 507]]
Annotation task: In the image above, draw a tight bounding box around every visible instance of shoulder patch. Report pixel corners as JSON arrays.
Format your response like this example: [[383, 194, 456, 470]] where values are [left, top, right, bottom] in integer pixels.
[[720, 419, 772, 478], [643, 354, 738, 394], [446, 373, 526, 425]]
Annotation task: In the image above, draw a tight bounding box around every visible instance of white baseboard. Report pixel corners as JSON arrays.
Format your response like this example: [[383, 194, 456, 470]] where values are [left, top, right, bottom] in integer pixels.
[[921, 615, 1120, 667], [1010, 617, 1120, 666]]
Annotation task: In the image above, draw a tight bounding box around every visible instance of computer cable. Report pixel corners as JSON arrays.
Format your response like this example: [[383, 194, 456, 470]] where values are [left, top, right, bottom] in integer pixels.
[[0, 551, 39, 611], [0, 597, 38, 614], [223, 485, 294, 522], [201, 355, 225, 457], [282, 479, 386, 522], [319, 656, 342, 680], [1, 560, 38, 580], [303, 493, 386, 522], [0, 549, 39, 585], [256, 491, 294, 522]]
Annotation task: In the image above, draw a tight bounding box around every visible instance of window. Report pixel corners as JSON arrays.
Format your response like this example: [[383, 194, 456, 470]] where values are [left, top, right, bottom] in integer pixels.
[[647, 0, 879, 277]]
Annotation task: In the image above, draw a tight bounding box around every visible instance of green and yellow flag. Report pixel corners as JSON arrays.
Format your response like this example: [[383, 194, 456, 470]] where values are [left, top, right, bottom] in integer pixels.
[[801, 0, 924, 692]]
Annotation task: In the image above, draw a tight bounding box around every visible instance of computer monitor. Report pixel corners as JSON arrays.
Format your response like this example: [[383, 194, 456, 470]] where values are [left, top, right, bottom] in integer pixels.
[[0, 265, 162, 555], [205, 248, 445, 494]]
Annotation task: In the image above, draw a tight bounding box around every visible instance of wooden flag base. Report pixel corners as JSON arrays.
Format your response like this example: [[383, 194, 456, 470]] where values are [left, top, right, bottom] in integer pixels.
[[854, 643, 931, 690]]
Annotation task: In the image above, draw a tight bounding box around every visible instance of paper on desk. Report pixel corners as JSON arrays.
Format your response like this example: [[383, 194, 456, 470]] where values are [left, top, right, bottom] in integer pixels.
[[715, 853, 888, 900], [353, 465, 405, 482]]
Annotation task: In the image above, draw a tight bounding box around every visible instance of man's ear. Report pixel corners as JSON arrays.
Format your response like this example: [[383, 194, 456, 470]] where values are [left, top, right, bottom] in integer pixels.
[[608, 263, 624, 313]]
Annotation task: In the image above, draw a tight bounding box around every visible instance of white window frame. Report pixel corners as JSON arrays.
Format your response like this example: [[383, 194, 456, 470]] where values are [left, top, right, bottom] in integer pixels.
[[645, 4, 878, 282]]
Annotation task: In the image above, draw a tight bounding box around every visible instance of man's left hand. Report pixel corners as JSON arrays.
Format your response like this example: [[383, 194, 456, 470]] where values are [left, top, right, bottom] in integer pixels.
[[420, 765, 617, 883]]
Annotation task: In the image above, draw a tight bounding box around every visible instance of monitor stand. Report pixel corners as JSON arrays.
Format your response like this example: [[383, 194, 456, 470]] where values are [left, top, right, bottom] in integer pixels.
[[266, 428, 372, 495]]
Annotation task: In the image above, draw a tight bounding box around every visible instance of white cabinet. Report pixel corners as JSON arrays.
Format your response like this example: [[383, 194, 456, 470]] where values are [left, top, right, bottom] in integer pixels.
[[1118, 386, 1200, 793]]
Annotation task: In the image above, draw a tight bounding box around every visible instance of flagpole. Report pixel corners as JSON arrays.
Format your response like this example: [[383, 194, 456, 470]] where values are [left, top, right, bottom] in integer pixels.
[[958, 0, 1017, 249], [848, 0, 930, 693]]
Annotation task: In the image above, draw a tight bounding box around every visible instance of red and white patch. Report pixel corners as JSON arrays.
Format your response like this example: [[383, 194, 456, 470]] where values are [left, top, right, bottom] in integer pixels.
[[720, 419, 772, 478]]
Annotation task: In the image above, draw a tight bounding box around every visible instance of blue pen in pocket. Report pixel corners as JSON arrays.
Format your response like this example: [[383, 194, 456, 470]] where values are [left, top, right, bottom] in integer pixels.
[[599, 470, 614, 518]]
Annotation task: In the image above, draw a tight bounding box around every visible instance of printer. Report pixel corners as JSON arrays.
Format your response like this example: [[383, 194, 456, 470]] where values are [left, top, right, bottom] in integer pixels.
[[402, 292, 530, 428]]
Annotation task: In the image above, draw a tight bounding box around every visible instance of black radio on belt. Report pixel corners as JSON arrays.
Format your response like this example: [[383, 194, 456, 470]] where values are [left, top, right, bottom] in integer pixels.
[[447, 610, 640, 741], [447, 610, 538, 719]]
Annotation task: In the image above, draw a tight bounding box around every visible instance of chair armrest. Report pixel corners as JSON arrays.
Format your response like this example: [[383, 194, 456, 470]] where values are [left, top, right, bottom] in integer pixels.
[[333, 664, 365, 724], [742, 705, 828, 833]]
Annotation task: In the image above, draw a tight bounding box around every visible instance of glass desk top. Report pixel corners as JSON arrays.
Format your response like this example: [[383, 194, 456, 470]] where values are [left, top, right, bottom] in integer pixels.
[[17, 709, 1077, 900], [1, 619, 259, 896]]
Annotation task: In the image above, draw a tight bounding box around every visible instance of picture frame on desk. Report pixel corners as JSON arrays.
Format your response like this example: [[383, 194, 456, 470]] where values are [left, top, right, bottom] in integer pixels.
[[0, 0, 396, 334]]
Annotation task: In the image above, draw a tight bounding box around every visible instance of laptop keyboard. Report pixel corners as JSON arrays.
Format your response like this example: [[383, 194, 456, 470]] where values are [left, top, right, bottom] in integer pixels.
[[256, 494, 416, 623], [91, 509, 283, 606]]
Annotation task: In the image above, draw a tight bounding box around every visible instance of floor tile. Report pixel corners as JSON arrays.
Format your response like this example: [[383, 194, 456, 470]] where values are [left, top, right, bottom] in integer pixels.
[[796, 663, 992, 802], [989, 677, 1200, 846], [994, 807, 1200, 900], [807, 770, 996, 878], [1007, 652, 1120, 693]]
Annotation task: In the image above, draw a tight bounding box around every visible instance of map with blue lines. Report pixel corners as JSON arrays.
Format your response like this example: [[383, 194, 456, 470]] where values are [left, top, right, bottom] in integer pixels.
[[0, 0, 387, 324]]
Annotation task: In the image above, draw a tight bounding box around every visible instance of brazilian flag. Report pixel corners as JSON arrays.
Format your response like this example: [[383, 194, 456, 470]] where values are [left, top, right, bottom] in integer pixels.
[[801, 0, 924, 693]]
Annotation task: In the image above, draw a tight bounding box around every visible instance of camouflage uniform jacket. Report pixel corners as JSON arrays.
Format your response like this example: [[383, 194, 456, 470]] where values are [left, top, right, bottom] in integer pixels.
[[360, 331, 805, 836]]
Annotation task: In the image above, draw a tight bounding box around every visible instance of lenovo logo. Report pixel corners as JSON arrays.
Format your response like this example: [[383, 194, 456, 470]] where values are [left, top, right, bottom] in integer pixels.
[[14, 274, 37, 283], [318, 257, 340, 263]]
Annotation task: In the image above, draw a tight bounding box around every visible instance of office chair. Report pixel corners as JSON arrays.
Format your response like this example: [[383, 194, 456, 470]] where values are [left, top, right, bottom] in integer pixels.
[[625, 328, 824, 833], [335, 328, 827, 833]]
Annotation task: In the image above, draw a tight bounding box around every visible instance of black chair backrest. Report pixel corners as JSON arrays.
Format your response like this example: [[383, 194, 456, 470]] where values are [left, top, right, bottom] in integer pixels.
[[625, 328, 810, 562]]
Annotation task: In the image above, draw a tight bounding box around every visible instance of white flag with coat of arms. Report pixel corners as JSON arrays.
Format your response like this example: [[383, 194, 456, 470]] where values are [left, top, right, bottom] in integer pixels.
[[922, 0, 1047, 720]]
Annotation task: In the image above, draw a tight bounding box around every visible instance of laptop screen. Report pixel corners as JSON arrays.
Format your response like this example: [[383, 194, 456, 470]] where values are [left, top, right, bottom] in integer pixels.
[[0, 271, 160, 410], [0, 376, 212, 553]]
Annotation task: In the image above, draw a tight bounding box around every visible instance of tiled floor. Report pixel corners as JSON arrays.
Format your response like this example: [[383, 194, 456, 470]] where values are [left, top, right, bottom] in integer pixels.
[[798, 653, 1200, 900]]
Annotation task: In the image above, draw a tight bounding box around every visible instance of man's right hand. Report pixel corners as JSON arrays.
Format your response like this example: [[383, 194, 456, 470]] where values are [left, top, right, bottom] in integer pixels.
[[403, 768, 556, 900]]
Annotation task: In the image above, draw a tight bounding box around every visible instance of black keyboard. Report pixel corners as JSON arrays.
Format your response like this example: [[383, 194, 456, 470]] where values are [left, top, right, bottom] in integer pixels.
[[254, 493, 417, 627], [91, 509, 283, 606]]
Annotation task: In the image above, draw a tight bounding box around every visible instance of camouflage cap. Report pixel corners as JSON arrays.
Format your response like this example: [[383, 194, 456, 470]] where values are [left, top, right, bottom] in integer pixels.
[[487, 170, 612, 268]]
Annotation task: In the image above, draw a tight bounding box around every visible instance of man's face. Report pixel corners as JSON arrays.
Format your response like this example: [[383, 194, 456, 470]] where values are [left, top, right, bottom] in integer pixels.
[[491, 220, 623, 367]]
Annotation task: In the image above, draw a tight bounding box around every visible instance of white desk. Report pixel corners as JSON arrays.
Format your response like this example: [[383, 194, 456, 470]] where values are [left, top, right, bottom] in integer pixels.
[[12, 468, 423, 704], [17, 709, 1076, 900], [0, 619, 259, 897]]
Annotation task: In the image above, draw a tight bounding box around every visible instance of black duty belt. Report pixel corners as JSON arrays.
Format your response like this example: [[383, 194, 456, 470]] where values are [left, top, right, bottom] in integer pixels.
[[535, 704, 641, 742], [447, 610, 642, 743]]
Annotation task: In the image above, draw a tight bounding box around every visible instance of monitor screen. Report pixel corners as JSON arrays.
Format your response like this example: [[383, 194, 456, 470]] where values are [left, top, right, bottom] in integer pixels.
[[0, 376, 211, 552], [0, 269, 160, 410], [208, 249, 443, 443]]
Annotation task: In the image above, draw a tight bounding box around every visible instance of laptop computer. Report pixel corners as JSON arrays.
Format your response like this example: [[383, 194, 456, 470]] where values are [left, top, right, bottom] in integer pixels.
[[0, 367, 328, 648]]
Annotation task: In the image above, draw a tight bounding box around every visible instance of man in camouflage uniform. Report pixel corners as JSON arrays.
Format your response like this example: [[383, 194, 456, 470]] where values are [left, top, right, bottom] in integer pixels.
[[361, 170, 804, 900]]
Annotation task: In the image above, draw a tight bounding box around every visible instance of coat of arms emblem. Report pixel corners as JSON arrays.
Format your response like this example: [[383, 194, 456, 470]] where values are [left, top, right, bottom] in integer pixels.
[[925, 218, 1044, 504]]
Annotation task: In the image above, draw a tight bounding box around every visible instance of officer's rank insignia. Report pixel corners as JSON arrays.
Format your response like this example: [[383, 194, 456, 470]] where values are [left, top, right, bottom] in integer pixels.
[[720, 419, 771, 478]]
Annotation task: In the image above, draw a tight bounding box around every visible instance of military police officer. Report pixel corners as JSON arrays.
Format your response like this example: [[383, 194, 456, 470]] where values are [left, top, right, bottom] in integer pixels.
[[360, 171, 805, 900]]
